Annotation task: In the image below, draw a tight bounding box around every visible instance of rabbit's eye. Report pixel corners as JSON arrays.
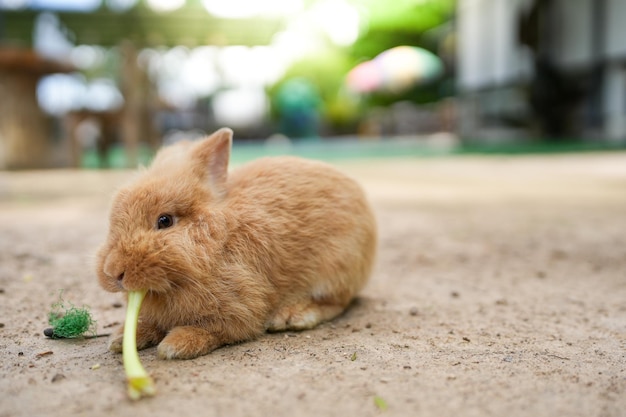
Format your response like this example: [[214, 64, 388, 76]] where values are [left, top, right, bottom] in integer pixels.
[[157, 214, 174, 230]]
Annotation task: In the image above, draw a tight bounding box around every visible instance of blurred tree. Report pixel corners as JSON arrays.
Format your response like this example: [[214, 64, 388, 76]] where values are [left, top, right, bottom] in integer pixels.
[[351, 0, 455, 59], [350, 0, 456, 106], [269, 0, 456, 137], [0, 49, 73, 169], [270, 0, 456, 134], [2, 2, 283, 47], [269, 47, 360, 136], [1, 1, 285, 167]]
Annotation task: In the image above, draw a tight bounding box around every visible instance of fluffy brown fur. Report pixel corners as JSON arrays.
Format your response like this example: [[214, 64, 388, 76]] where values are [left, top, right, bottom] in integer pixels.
[[96, 128, 377, 360]]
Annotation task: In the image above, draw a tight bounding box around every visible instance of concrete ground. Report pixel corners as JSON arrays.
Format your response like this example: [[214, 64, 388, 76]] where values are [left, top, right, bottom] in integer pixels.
[[0, 151, 625, 417]]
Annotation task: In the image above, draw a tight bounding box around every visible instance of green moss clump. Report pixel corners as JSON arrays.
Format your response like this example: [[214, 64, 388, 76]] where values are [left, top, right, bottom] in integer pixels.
[[47, 295, 96, 339]]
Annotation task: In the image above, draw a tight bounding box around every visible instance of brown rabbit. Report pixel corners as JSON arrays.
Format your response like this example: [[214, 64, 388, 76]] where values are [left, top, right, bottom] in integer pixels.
[[97, 128, 377, 359]]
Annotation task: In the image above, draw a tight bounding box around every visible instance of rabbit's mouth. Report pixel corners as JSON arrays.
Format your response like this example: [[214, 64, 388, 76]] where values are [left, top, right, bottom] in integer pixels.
[[111, 264, 177, 294]]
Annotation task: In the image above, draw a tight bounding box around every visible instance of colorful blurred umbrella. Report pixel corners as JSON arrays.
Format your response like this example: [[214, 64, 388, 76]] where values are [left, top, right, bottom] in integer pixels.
[[347, 46, 444, 94]]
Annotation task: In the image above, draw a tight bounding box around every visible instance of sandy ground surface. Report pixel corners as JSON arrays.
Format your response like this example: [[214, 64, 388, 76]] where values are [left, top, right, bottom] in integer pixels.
[[0, 152, 625, 417]]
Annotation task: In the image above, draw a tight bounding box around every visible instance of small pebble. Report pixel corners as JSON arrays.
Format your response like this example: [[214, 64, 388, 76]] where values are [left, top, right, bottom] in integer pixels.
[[51, 373, 66, 383], [409, 307, 419, 316]]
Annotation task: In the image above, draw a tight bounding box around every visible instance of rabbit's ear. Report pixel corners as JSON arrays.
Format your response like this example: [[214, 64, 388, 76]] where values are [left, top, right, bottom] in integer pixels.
[[193, 128, 233, 197]]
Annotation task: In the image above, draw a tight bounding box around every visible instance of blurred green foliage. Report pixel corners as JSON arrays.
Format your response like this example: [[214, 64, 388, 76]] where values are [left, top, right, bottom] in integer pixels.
[[269, 48, 361, 134], [268, 0, 456, 134], [351, 0, 455, 58]]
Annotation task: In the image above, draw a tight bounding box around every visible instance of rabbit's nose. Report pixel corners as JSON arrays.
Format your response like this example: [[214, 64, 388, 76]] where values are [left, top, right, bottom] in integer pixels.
[[115, 272, 126, 290], [103, 260, 125, 288]]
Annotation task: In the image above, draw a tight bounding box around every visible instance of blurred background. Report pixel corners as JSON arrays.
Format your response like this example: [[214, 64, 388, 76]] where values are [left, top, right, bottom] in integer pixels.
[[0, 0, 625, 169]]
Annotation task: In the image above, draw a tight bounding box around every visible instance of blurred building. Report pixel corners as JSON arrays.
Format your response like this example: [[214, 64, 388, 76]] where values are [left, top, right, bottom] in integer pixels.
[[456, 0, 626, 145]]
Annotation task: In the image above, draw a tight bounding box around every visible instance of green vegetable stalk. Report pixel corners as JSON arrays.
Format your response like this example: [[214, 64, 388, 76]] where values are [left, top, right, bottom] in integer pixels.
[[123, 290, 156, 400]]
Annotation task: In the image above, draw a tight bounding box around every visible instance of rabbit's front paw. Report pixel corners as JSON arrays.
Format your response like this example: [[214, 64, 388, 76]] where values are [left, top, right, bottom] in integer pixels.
[[108, 334, 124, 353], [107, 326, 124, 353], [107, 322, 165, 353]]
